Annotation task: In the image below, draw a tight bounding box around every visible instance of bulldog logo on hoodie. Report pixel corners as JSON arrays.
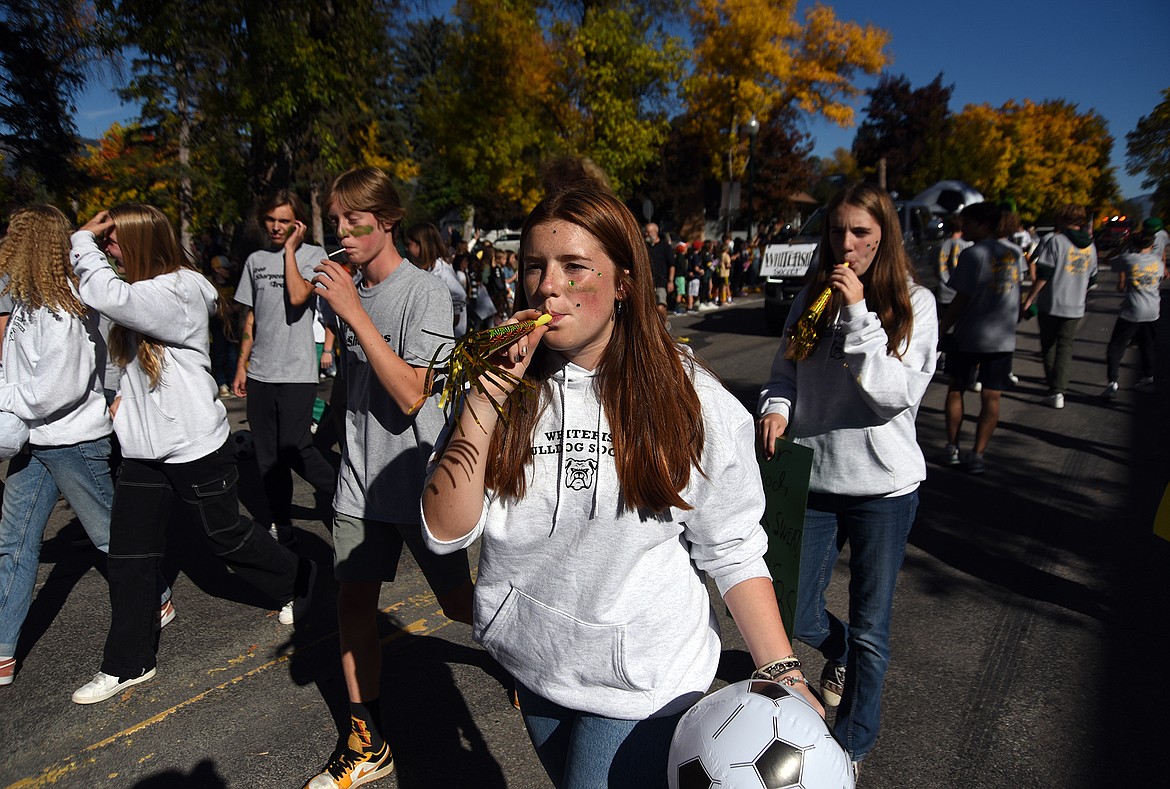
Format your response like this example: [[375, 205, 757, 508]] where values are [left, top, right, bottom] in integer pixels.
[[565, 458, 597, 491]]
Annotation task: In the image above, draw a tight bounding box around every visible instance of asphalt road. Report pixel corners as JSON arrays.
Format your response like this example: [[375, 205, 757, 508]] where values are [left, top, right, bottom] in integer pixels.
[[1, 284, 1167, 789]]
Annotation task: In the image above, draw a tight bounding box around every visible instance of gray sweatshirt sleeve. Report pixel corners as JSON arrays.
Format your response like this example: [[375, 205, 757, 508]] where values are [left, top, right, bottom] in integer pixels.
[[839, 286, 938, 421], [683, 377, 771, 597], [71, 231, 200, 345]]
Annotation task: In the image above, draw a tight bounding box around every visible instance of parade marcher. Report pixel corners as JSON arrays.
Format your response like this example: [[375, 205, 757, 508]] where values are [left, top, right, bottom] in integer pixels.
[[405, 222, 468, 337], [303, 167, 473, 789], [0, 206, 173, 688], [232, 191, 337, 544], [941, 202, 1022, 474], [1021, 205, 1098, 409], [758, 182, 937, 772], [1102, 229, 1163, 399], [423, 181, 819, 789], [936, 220, 971, 320], [67, 204, 315, 705], [200, 238, 239, 399]]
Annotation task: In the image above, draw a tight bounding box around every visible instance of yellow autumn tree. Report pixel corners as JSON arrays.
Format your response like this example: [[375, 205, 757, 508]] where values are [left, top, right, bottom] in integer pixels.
[[683, 0, 888, 180], [943, 100, 1118, 223]]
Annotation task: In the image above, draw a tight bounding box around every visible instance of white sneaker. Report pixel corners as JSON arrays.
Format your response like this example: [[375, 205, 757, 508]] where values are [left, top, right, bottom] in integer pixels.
[[72, 668, 156, 705], [1, 655, 14, 686], [1101, 382, 1118, 401], [969, 380, 983, 393], [1043, 392, 1065, 409], [279, 559, 318, 625], [1008, 373, 1019, 385], [943, 444, 960, 467], [217, 384, 232, 399]]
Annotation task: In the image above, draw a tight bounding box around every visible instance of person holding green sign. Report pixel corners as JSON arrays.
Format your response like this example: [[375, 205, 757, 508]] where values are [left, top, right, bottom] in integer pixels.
[[757, 182, 937, 774]]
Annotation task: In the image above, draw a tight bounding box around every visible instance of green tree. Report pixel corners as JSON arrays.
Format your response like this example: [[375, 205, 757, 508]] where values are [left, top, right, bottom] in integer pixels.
[[95, 0, 244, 247], [549, 2, 685, 195], [852, 73, 953, 196], [234, 0, 400, 237], [419, 0, 559, 225], [0, 0, 102, 207], [1125, 87, 1170, 217]]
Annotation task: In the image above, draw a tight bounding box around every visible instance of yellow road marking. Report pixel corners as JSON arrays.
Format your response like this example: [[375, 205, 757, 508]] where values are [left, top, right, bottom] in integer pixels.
[[5, 600, 457, 789]]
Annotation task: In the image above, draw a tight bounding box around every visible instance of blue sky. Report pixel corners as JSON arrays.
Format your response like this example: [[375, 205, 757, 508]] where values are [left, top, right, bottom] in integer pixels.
[[795, 0, 1167, 199], [74, 0, 1166, 199]]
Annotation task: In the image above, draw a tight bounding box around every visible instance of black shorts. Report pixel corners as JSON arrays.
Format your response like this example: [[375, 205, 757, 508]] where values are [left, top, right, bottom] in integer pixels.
[[946, 350, 1014, 391]]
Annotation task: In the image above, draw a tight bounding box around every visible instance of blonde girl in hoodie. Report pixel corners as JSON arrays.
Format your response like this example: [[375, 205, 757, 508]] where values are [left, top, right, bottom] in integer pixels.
[[0, 206, 126, 687], [67, 204, 315, 705], [757, 182, 938, 773], [423, 182, 818, 788]]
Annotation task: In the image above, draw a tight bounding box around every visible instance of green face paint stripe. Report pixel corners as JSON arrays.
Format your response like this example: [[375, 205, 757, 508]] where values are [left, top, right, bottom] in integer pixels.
[[337, 224, 375, 239]]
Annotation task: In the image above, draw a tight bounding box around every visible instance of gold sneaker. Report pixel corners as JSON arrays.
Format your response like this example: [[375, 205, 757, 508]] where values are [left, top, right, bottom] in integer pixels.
[[304, 718, 394, 789]]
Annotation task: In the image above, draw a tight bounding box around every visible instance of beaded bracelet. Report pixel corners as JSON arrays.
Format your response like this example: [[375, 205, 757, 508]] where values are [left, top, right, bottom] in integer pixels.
[[751, 655, 802, 682]]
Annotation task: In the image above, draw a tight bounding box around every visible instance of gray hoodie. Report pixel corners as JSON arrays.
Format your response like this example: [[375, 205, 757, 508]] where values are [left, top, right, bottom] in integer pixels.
[[71, 231, 229, 463], [422, 357, 770, 719], [758, 283, 937, 497]]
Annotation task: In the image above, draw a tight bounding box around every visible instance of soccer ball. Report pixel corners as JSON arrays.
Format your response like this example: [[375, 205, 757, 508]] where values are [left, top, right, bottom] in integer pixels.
[[668, 679, 854, 789], [229, 429, 254, 460]]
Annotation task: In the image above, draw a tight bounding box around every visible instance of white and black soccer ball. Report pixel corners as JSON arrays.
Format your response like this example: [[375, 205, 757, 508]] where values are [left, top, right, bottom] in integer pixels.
[[229, 429, 254, 460], [668, 679, 854, 789]]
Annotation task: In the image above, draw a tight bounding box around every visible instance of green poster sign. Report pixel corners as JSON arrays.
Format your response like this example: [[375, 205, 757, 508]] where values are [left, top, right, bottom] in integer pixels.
[[757, 439, 813, 634]]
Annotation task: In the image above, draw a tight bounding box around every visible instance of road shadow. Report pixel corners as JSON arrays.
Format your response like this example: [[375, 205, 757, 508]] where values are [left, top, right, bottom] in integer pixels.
[[130, 759, 227, 788], [14, 524, 103, 665], [678, 299, 779, 338]]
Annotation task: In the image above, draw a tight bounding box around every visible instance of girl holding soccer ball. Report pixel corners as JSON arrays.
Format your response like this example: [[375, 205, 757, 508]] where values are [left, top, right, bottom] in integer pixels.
[[423, 179, 821, 788]]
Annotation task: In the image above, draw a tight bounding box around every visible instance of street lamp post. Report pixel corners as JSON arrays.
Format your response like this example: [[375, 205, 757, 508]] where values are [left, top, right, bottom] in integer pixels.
[[746, 115, 759, 239]]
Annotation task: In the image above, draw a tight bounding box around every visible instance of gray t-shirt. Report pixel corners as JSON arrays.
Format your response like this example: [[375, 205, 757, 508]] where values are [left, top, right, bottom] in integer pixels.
[[1118, 251, 1164, 323], [1153, 229, 1169, 264], [937, 237, 971, 305], [334, 260, 453, 523], [950, 238, 1022, 354], [235, 243, 326, 383], [1034, 232, 1098, 319]]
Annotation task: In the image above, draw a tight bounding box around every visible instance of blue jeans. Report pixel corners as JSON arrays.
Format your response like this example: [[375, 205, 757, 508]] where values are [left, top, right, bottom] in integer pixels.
[[795, 490, 918, 763], [517, 684, 685, 789], [0, 439, 115, 657]]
